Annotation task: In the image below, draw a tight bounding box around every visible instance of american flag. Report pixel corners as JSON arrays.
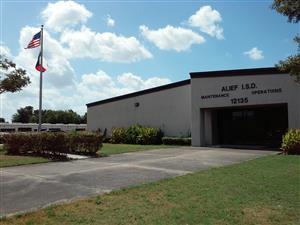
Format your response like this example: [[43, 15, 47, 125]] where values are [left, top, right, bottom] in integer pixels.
[[25, 31, 41, 49]]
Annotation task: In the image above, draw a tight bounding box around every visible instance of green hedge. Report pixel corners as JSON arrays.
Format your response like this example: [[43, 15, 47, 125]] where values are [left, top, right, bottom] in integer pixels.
[[111, 125, 163, 145], [3, 132, 102, 158], [281, 129, 300, 155], [162, 137, 191, 146]]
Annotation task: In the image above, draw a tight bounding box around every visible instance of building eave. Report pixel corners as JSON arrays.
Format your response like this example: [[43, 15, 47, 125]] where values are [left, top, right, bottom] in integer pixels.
[[86, 79, 190, 107], [190, 67, 287, 79]]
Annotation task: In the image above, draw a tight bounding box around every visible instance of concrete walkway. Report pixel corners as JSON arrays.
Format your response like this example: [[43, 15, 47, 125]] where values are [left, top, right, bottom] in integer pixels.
[[0, 147, 277, 217]]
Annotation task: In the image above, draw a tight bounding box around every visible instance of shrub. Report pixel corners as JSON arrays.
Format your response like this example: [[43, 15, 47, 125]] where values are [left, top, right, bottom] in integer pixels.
[[162, 137, 191, 146], [111, 125, 163, 145], [137, 127, 163, 145], [3, 133, 31, 155], [67, 132, 102, 156], [125, 124, 142, 144], [103, 137, 111, 143], [111, 128, 126, 144], [2, 132, 102, 159], [281, 129, 300, 155]]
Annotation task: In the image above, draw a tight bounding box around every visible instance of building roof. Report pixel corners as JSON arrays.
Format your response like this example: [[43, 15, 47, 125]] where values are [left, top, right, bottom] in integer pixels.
[[87, 67, 287, 108], [86, 79, 190, 107], [190, 67, 286, 78]]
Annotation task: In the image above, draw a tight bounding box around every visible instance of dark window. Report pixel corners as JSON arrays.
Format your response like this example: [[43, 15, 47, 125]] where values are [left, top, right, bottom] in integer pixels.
[[18, 128, 32, 132], [0, 128, 15, 132], [48, 128, 61, 132], [75, 128, 85, 131]]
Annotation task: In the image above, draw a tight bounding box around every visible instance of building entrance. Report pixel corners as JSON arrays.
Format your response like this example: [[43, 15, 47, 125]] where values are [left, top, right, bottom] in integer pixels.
[[216, 104, 288, 148]]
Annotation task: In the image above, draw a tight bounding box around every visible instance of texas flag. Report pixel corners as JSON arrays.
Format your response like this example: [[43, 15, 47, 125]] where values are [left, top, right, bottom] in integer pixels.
[[35, 52, 46, 72]]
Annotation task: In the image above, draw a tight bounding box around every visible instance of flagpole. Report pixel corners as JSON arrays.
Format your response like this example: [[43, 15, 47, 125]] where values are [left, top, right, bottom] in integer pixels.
[[38, 25, 43, 132]]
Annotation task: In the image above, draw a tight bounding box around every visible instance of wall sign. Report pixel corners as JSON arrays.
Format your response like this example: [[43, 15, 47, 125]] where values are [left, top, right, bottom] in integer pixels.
[[200, 82, 282, 105]]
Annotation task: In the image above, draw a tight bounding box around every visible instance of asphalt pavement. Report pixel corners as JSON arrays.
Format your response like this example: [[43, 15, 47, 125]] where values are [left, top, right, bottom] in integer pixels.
[[0, 147, 277, 217]]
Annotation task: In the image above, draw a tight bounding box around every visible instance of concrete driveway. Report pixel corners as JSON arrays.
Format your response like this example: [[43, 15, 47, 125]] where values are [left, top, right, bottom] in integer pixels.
[[0, 147, 277, 217]]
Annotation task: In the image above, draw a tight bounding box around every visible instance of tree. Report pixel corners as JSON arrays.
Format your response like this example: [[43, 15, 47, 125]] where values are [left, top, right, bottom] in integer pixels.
[[276, 37, 300, 82], [272, 0, 300, 83], [38, 109, 82, 124], [272, 0, 300, 23], [0, 55, 31, 94], [0, 118, 5, 123], [81, 112, 87, 124], [12, 106, 85, 124], [12, 106, 34, 123]]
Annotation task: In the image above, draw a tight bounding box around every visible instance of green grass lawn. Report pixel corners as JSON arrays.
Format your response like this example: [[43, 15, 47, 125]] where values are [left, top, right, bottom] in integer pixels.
[[0, 149, 50, 168], [100, 143, 177, 156], [1, 155, 299, 225]]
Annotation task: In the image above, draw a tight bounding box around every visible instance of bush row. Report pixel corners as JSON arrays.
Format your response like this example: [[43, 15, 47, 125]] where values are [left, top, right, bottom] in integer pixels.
[[281, 129, 300, 155], [3, 132, 102, 158], [111, 125, 163, 145], [162, 137, 191, 146]]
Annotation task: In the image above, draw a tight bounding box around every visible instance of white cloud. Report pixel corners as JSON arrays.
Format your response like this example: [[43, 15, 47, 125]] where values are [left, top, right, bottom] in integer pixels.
[[76, 71, 171, 111], [16, 26, 75, 88], [2, 0, 177, 121], [0, 44, 12, 57], [60, 26, 152, 63], [79, 71, 115, 92], [1, 22, 155, 121], [0, 26, 78, 121], [244, 47, 264, 60], [140, 25, 205, 52], [106, 15, 115, 27], [188, 5, 224, 40], [117, 72, 170, 90], [2, 67, 171, 121], [78, 70, 170, 99], [41, 0, 92, 32]]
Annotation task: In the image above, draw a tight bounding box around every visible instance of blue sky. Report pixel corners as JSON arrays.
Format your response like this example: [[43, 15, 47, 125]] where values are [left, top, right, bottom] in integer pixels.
[[0, 0, 298, 121]]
